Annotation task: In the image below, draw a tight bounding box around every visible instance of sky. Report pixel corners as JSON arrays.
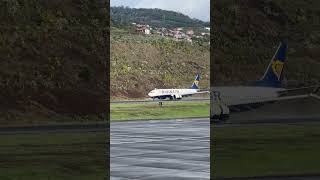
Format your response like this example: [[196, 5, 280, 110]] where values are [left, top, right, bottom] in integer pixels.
[[110, 0, 210, 22]]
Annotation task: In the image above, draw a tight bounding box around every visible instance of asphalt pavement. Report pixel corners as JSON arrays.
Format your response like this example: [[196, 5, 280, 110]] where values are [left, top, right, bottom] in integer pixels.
[[216, 174, 320, 180], [0, 123, 108, 134], [110, 118, 210, 180]]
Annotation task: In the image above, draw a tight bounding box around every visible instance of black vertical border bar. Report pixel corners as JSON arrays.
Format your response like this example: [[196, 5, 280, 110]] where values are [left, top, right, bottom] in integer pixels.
[[105, 0, 110, 179], [210, 0, 214, 179]]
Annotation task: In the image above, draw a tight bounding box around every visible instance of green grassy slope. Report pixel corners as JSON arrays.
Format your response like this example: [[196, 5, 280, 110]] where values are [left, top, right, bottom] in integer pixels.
[[0, 132, 107, 179], [111, 101, 209, 121], [110, 31, 210, 99], [213, 123, 320, 178]]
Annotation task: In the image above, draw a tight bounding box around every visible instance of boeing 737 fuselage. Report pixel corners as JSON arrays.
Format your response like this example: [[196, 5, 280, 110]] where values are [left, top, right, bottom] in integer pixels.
[[148, 74, 207, 100], [148, 88, 200, 100]]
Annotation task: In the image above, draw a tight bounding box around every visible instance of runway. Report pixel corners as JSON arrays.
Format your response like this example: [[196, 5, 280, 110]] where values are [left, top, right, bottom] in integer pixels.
[[212, 115, 320, 128], [0, 123, 108, 134], [111, 97, 209, 104], [110, 118, 210, 180], [216, 174, 320, 180]]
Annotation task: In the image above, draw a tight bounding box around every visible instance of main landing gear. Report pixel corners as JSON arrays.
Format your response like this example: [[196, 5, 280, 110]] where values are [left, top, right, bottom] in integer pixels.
[[158, 101, 163, 107], [211, 91, 230, 123]]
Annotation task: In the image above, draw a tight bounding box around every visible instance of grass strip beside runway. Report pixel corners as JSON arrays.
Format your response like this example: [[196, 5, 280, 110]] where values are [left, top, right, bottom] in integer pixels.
[[212, 122, 320, 178], [111, 101, 210, 121], [0, 132, 108, 180]]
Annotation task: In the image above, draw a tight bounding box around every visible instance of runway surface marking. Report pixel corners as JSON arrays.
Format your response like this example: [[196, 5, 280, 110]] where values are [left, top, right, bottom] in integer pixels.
[[111, 118, 210, 180]]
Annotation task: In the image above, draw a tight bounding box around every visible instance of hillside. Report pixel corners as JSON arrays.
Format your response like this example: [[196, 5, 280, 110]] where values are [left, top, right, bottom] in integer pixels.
[[110, 6, 210, 28], [110, 30, 210, 99], [0, 0, 108, 125], [212, 0, 320, 87]]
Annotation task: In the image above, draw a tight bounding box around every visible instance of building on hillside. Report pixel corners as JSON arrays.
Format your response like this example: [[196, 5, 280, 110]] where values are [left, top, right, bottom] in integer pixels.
[[135, 24, 151, 35], [186, 36, 192, 43], [186, 29, 194, 36], [136, 24, 148, 28], [172, 29, 184, 40], [144, 28, 151, 35], [155, 31, 164, 36], [168, 29, 175, 37], [174, 33, 182, 40], [201, 32, 210, 36]]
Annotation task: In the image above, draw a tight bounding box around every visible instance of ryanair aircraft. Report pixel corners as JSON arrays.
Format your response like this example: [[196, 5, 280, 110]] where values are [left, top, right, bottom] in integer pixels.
[[211, 41, 320, 121], [148, 74, 209, 100]]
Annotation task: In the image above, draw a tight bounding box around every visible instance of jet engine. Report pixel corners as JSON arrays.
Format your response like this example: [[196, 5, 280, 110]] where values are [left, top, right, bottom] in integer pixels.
[[172, 94, 182, 100]]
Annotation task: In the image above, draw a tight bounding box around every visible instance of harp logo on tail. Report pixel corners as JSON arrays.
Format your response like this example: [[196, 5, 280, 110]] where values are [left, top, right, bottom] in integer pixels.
[[194, 80, 199, 86], [191, 74, 200, 89], [254, 41, 287, 87], [271, 60, 284, 80]]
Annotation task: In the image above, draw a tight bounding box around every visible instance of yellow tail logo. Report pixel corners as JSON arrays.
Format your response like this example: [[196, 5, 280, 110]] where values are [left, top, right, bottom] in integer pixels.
[[271, 60, 284, 80], [193, 80, 199, 86]]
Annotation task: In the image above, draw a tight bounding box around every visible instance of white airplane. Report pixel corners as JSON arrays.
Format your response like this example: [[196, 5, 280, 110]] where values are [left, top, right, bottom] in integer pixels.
[[148, 74, 209, 100], [211, 41, 320, 121]]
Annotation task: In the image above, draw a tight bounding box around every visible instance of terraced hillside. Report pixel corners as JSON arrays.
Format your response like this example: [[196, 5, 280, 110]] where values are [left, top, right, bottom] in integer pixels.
[[212, 0, 320, 87], [110, 28, 210, 99]]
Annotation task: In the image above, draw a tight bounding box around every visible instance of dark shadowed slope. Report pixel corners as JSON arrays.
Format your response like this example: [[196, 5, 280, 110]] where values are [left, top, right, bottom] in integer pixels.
[[0, 0, 108, 125]]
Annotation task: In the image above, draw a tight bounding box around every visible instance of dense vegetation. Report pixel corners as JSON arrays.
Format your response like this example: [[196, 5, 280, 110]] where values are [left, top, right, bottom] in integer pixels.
[[111, 28, 210, 99], [110, 7, 210, 99], [212, 0, 320, 87], [110, 6, 210, 28], [0, 0, 108, 125]]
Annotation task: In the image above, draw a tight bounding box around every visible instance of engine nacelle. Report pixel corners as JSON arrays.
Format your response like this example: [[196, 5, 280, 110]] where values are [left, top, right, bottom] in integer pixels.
[[172, 94, 182, 100]]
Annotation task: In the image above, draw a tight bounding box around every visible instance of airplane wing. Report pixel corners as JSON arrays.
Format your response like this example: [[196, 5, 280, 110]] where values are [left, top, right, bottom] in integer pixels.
[[219, 86, 320, 107], [226, 92, 320, 107], [194, 91, 210, 94], [223, 93, 319, 113], [181, 91, 209, 97], [278, 86, 319, 96]]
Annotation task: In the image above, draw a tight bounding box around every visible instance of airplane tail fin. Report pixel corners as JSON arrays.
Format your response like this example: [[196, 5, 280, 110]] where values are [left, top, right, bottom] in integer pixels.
[[191, 74, 200, 89], [255, 41, 288, 88]]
